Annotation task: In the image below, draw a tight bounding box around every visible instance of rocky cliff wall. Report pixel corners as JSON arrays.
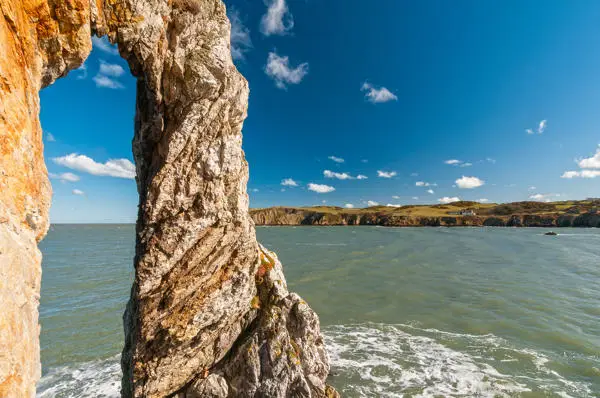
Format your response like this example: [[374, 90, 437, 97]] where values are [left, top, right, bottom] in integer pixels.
[[0, 1, 336, 396], [250, 208, 600, 228]]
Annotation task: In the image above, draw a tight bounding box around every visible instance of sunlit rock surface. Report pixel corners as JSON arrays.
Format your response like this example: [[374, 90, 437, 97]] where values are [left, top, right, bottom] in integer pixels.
[[0, 0, 336, 396]]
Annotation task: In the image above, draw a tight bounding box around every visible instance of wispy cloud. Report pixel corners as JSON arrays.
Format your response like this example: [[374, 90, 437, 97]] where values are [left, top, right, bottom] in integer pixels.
[[444, 159, 462, 165], [561, 170, 600, 179], [366, 200, 379, 206], [478, 198, 489, 203], [438, 196, 460, 204], [92, 36, 119, 55], [75, 63, 87, 80], [72, 189, 85, 196], [52, 153, 135, 179], [387, 203, 401, 207], [356, 174, 368, 180], [361, 82, 397, 103], [49, 172, 80, 183], [529, 193, 561, 202], [324, 170, 353, 180], [455, 176, 484, 189], [427, 189, 434, 194], [265, 52, 308, 89], [345, 203, 354, 209], [46, 132, 56, 142], [229, 9, 252, 60], [281, 178, 298, 187], [308, 183, 335, 193], [260, 0, 293, 36], [561, 145, 600, 179], [526, 119, 547, 135], [445, 159, 472, 167], [328, 155, 344, 163], [99, 61, 125, 77], [377, 170, 397, 178], [93, 75, 124, 89], [415, 181, 436, 187]]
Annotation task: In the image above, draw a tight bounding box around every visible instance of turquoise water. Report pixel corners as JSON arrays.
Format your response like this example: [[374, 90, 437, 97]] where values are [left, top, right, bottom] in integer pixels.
[[37, 225, 600, 397]]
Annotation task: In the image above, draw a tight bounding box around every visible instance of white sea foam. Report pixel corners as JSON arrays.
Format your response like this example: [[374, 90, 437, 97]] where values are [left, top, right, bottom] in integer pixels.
[[37, 355, 121, 398], [323, 323, 593, 397], [36, 324, 594, 397]]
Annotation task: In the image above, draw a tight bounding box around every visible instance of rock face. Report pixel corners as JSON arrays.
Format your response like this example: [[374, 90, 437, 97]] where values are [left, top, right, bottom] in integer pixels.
[[250, 207, 600, 228], [0, 0, 335, 397]]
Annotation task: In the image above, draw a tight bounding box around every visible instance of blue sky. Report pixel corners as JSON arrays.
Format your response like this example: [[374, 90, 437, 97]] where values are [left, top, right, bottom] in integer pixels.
[[42, 0, 600, 223]]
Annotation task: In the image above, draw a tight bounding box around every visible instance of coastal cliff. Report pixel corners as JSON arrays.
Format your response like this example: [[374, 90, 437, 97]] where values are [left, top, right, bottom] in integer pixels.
[[0, 0, 336, 396], [251, 201, 600, 228]]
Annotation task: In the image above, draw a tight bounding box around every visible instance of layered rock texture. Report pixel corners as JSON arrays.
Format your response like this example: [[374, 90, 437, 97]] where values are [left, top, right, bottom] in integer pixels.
[[0, 0, 335, 396], [251, 201, 600, 228]]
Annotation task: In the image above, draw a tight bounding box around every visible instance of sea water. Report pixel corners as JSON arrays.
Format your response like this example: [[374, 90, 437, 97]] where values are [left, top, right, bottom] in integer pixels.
[[37, 225, 600, 397]]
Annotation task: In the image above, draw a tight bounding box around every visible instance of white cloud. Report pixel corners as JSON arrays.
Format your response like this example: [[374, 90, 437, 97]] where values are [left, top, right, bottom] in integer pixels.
[[49, 172, 80, 183], [260, 0, 293, 36], [99, 61, 125, 77], [460, 162, 473, 168], [392, 195, 400, 199], [486, 157, 496, 164], [324, 170, 353, 180], [251, 188, 259, 192], [345, 203, 354, 209], [281, 178, 298, 187], [415, 181, 434, 187], [445, 159, 462, 165], [367, 200, 379, 206], [52, 153, 135, 179], [229, 9, 252, 60], [526, 119, 547, 135], [92, 36, 119, 55], [577, 146, 600, 169], [72, 189, 85, 196], [265, 52, 308, 89], [478, 198, 489, 203], [561, 170, 600, 179], [377, 170, 397, 178], [387, 203, 401, 207], [412, 196, 419, 200], [455, 176, 485, 189], [427, 189, 434, 194], [528, 186, 537, 191], [46, 132, 56, 142], [308, 183, 335, 193], [356, 174, 368, 180], [561, 145, 600, 179], [75, 63, 87, 79], [529, 193, 561, 202], [361, 82, 397, 103], [328, 155, 344, 163], [93, 75, 124, 89], [438, 196, 460, 204]]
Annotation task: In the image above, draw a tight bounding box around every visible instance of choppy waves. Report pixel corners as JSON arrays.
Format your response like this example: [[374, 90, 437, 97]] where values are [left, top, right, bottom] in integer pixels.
[[37, 323, 595, 397], [324, 323, 594, 397], [37, 356, 121, 398]]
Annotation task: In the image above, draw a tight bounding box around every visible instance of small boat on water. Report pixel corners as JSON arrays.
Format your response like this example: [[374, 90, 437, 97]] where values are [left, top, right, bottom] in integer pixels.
[[544, 231, 558, 236]]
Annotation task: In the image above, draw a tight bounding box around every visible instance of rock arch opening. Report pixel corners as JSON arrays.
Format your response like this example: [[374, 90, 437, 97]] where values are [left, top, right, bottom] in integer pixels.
[[0, 1, 335, 397]]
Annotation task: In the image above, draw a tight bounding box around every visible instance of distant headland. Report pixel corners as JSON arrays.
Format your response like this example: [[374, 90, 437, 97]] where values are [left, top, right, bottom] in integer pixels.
[[250, 200, 600, 227]]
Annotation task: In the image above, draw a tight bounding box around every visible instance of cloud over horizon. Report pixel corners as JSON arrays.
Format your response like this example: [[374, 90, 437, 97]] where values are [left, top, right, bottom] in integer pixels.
[[307, 183, 335, 193], [52, 153, 136, 179]]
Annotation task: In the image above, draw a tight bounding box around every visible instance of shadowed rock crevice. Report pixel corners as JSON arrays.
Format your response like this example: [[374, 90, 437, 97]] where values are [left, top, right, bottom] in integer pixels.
[[0, 0, 336, 396]]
